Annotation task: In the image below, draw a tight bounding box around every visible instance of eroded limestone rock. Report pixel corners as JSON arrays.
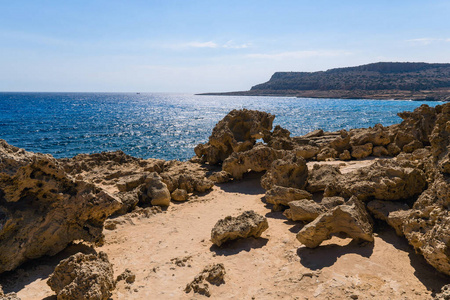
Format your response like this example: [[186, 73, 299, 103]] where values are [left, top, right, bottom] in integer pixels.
[[195, 109, 275, 164], [351, 143, 373, 159], [296, 197, 374, 248], [171, 188, 188, 201], [211, 211, 268, 247], [185, 263, 226, 297], [284, 197, 345, 222], [0, 157, 120, 274], [265, 185, 312, 210], [366, 200, 410, 236], [47, 251, 115, 300], [260, 155, 308, 191], [306, 164, 341, 193], [141, 172, 171, 206]]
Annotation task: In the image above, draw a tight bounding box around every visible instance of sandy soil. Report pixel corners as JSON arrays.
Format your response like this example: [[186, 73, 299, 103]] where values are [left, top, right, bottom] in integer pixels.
[[1, 161, 449, 300]]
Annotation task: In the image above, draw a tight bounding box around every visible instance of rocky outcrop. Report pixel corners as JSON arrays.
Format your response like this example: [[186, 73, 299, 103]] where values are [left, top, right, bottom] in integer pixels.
[[0, 139, 50, 176], [0, 157, 120, 274], [260, 155, 308, 190], [47, 251, 115, 300], [264, 185, 312, 210], [296, 197, 374, 248], [194, 109, 275, 164], [324, 159, 427, 201], [140, 172, 171, 206], [366, 200, 410, 236], [429, 103, 450, 174], [211, 211, 269, 247], [284, 197, 345, 222], [222, 145, 286, 179], [185, 263, 226, 297], [306, 164, 341, 193]]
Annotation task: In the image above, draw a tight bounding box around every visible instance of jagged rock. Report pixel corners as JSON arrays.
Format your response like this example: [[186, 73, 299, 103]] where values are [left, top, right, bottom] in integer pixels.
[[402, 175, 450, 275], [403, 140, 423, 153], [329, 130, 351, 152], [306, 164, 341, 193], [324, 159, 427, 201], [302, 129, 324, 139], [394, 131, 416, 150], [211, 211, 268, 247], [267, 125, 295, 150], [397, 104, 438, 145], [366, 200, 410, 236], [296, 196, 374, 248], [351, 143, 373, 159], [116, 268, 136, 284], [372, 146, 389, 157], [430, 103, 450, 174], [316, 147, 338, 161], [284, 197, 345, 222], [339, 150, 352, 161], [194, 109, 275, 164], [0, 284, 20, 300], [294, 145, 320, 160], [387, 143, 401, 156], [185, 263, 226, 297], [260, 154, 308, 190], [265, 185, 312, 210], [222, 145, 285, 179], [435, 284, 450, 300], [47, 251, 115, 300], [0, 139, 50, 176], [208, 171, 232, 183], [171, 188, 188, 201], [141, 172, 171, 206], [350, 124, 391, 146], [160, 160, 214, 193], [0, 157, 120, 274]]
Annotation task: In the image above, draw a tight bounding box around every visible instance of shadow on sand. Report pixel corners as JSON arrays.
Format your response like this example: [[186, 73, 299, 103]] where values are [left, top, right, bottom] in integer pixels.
[[216, 171, 265, 195], [0, 243, 96, 295], [210, 237, 269, 256]]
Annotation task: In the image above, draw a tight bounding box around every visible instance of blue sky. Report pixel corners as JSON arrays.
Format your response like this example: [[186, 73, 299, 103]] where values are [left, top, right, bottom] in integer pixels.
[[1, 0, 450, 93]]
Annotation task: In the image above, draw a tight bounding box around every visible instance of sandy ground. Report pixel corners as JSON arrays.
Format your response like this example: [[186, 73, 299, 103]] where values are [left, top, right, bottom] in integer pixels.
[[1, 160, 449, 299]]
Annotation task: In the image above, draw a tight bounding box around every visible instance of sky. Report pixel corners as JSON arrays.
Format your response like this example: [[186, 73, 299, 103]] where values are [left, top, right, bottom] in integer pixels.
[[1, 0, 450, 93]]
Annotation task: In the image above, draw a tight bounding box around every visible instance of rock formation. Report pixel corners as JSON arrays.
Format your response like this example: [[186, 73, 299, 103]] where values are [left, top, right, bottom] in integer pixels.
[[260, 155, 308, 190], [366, 200, 410, 236], [306, 164, 341, 193], [264, 185, 312, 210], [296, 197, 374, 248], [47, 251, 115, 300], [284, 197, 345, 222], [185, 263, 226, 297], [0, 157, 120, 274], [211, 211, 269, 247], [194, 109, 275, 164]]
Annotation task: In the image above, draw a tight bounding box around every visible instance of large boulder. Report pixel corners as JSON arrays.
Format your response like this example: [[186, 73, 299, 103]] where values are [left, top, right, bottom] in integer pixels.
[[296, 197, 374, 248], [0, 157, 120, 274], [195, 109, 275, 164], [306, 164, 341, 193], [429, 103, 450, 174], [141, 172, 171, 206], [324, 159, 427, 201], [211, 211, 268, 247], [284, 197, 345, 222], [222, 145, 286, 179], [350, 124, 391, 147], [366, 200, 410, 236], [265, 185, 312, 210], [47, 251, 115, 300], [260, 155, 308, 191]]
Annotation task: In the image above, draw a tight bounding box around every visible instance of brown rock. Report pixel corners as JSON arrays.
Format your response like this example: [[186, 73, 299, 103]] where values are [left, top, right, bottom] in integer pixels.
[[211, 211, 268, 247], [185, 263, 226, 297], [302, 129, 324, 139], [284, 197, 344, 222], [387, 143, 401, 156], [306, 164, 342, 193], [434, 284, 450, 300], [350, 124, 390, 146], [171, 188, 188, 201], [351, 143, 373, 159], [116, 268, 136, 284], [265, 185, 312, 210], [372, 146, 389, 157], [296, 196, 374, 248], [194, 109, 275, 164], [260, 154, 308, 190], [47, 252, 115, 300], [403, 140, 423, 153], [294, 145, 320, 160], [366, 200, 410, 236], [316, 147, 338, 161], [339, 150, 352, 160], [142, 172, 171, 206], [208, 171, 232, 183]]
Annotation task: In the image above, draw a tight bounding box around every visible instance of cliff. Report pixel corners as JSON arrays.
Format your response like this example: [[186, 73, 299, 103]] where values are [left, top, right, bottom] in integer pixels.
[[201, 62, 450, 101]]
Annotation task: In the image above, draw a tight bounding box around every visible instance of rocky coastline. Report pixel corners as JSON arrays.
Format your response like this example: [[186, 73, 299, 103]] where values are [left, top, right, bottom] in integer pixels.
[[0, 103, 449, 299]]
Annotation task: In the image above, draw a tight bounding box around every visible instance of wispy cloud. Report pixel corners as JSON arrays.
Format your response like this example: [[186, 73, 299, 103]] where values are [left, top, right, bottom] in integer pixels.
[[406, 38, 450, 45], [246, 50, 353, 60], [171, 40, 251, 50]]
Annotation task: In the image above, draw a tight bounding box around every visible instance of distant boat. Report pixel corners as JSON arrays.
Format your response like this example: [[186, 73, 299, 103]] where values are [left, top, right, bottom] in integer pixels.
[[136, 92, 141, 94]]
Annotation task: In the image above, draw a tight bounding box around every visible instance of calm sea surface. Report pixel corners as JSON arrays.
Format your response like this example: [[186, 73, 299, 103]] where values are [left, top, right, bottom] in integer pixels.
[[0, 92, 443, 161]]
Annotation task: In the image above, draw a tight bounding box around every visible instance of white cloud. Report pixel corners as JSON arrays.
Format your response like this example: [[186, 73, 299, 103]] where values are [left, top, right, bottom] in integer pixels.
[[169, 40, 251, 50], [184, 41, 219, 48], [406, 38, 450, 45], [246, 50, 353, 60]]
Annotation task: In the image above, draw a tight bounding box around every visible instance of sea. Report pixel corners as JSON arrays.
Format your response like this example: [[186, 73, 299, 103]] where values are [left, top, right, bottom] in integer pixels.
[[0, 92, 443, 161]]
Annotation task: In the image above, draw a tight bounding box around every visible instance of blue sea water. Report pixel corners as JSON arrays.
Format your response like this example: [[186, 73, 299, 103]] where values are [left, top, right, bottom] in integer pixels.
[[0, 92, 443, 161]]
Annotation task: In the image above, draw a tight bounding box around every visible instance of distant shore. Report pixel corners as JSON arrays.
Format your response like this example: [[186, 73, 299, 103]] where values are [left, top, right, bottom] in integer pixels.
[[198, 88, 450, 101]]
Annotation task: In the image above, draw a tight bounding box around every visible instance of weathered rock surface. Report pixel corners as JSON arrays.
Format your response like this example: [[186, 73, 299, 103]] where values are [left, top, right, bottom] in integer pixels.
[[0, 284, 20, 300], [306, 164, 341, 193], [294, 145, 320, 160], [296, 197, 374, 248], [402, 175, 450, 276], [429, 103, 450, 174], [211, 211, 268, 247], [116, 268, 136, 284], [435, 284, 450, 300], [260, 155, 308, 190], [324, 159, 427, 201], [284, 197, 345, 222], [195, 109, 275, 164], [222, 145, 285, 179], [141, 172, 171, 206], [185, 263, 226, 297], [0, 139, 50, 176], [366, 200, 410, 236], [350, 124, 391, 147], [171, 188, 188, 201], [47, 251, 115, 300], [351, 143, 373, 159], [208, 171, 232, 183], [0, 157, 120, 274], [265, 185, 312, 210]]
